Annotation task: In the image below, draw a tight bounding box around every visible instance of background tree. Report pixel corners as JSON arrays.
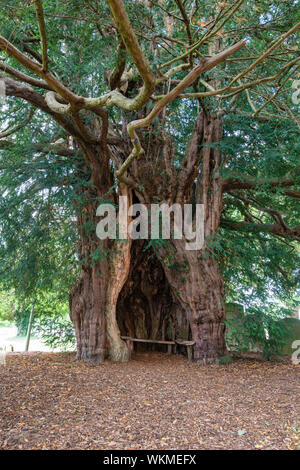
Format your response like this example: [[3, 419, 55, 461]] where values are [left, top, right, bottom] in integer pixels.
[[0, 0, 299, 362]]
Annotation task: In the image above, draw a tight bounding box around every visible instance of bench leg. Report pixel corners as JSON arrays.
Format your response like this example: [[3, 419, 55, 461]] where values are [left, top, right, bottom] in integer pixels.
[[126, 339, 132, 360], [167, 344, 172, 355], [187, 345, 193, 362]]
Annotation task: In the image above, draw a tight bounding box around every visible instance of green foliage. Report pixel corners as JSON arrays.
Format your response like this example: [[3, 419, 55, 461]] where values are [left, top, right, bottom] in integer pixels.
[[36, 292, 73, 342], [217, 112, 300, 316], [14, 306, 30, 336], [0, 290, 15, 322], [33, 315, 75, 350], [225, 308, 293, 360], [13, 291, 75, 349], [218, 355, 232, 365]]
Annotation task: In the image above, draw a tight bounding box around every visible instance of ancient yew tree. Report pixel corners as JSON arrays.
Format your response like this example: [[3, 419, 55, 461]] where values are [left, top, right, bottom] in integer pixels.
[[0, 1, 299, 362]]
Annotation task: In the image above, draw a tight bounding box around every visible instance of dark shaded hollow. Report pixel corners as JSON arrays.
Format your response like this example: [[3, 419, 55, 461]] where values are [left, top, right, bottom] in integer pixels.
[[116, 240, 191, 355]]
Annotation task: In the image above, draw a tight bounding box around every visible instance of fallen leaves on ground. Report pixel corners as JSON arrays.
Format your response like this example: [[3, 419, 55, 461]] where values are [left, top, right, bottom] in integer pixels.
[[0, 352, 299, 450]]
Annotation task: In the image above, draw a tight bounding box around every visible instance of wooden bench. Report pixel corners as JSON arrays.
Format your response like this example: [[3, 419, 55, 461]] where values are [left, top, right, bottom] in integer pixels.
[[175, 340, 195, 362], [121, 336, 195, 361], [121, 336, 175, 358]]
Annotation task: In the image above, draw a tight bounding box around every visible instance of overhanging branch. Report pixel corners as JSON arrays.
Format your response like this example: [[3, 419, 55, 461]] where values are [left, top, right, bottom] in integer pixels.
[[221, 219, 300, 241], [0, 107, 35, 139], [116, 39, 247, 180], [222, 172, 299, 193], [34, 0, 49, 72], [1, 75, 83, 141], [0, 62, 51, 90]]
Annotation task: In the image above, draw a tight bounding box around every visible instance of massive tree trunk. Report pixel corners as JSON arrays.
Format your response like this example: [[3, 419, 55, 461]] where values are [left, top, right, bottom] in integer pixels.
[[128, 112, 226, 362], [70, 112, 226, 363], [69, 266, 107, 363], [69, 143, 131, 362], [155, 241, 226, 362], [163, 114, 226, 362]]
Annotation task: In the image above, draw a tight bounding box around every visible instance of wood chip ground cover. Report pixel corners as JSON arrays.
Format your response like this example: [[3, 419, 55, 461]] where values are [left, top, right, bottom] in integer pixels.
[[0, 352, 299, 450]]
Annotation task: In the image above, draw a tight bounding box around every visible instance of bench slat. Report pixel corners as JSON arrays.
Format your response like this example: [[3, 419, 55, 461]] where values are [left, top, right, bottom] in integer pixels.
[[175, 340, 195, 346], [121, 336, 175, 345]]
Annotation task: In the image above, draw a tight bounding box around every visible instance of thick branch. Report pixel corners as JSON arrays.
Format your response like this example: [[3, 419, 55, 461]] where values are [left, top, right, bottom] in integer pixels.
[[222, 173, 299, 192], [0, 62, 51, 90], [116, 39, 247, 180], [176, 111, 204, 202], [0, 107, 35, 138], [175, 0, 192, 46], [1, 75, 82, 140], [108, 39, 127, 90], [221, 219, 300, 241], [106, 0, 155, 93], [0, 34, 84, 106], [228, 193, 290, 230], [45, 91, 71, 114], [34, 0, 49, 72], [167, 56, 300, 101]]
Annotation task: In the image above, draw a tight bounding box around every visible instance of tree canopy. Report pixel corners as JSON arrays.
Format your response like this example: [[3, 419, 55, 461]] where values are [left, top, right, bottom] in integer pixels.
[[0, 1, 299, 356]]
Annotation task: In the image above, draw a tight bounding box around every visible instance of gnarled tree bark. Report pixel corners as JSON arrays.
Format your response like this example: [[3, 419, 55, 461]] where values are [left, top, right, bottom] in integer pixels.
[[69, 142, 132, 362], [125, 112, 226, 362]]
